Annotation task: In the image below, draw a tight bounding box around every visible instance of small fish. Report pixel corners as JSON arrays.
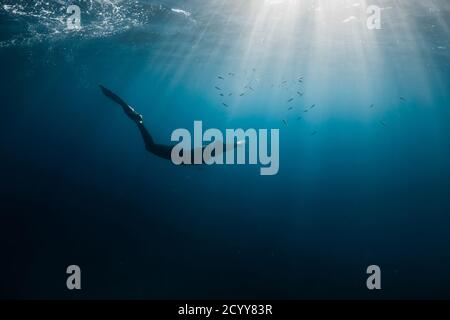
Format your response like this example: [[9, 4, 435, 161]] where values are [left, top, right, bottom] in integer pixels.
[[222, 103, 229, 108], [215, 86, 222, 90], [297, 91, 303, 96], [228, 93, 233, 96], [310, 104, 316, 109], [282, 120, 288, 126], [288, 98, 294, 103], [369, 104, 375, 108], [249, 86, 255, 91], [298, 79, 303, 83], [288, 107, 293, 111], [252, 68, 256, 72], [303, 109, 309, 113], [282, 80, 288, 85], [400, 97, 407, 102], [240, 93, 245, 96], [217, 76, 224, 80], [311, 131, 318, 136], [297, 116, 302, 120], [228, 73, 235, 76], [379, 120, 387, 127], [219, 93, 224, 96]]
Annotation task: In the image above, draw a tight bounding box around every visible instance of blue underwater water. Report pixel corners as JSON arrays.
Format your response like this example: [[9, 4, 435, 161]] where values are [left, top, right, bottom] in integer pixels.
[[1, 0, 450, 299]]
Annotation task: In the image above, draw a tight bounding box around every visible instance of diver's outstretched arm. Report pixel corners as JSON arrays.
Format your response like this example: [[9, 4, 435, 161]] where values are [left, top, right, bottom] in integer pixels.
[[99, 85, 173, 161]]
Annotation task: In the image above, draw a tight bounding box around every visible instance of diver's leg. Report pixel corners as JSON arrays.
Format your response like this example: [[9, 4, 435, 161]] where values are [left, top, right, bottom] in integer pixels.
[[136, 121, 155, 149], [99, 85, 173, 161], [99, 85, 143, 123], [136, 122, 173, 161]]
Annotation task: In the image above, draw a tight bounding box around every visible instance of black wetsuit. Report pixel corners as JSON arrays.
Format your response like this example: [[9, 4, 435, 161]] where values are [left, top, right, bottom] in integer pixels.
[[99, 85, 234, 163]]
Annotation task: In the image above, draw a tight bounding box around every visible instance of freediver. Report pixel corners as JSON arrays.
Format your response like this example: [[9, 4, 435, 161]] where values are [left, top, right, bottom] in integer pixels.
[[99, 85, 241, 164]]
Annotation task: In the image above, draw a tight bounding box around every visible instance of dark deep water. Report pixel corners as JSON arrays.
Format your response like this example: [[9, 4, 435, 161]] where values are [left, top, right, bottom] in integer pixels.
[[1, 0, 450, 299]]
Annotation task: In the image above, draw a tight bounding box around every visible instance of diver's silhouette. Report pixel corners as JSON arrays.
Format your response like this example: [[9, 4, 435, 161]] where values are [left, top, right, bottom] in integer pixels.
[[99, 85, 241, 163]]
